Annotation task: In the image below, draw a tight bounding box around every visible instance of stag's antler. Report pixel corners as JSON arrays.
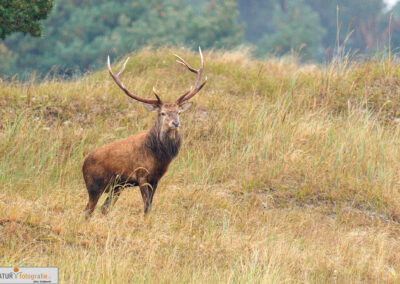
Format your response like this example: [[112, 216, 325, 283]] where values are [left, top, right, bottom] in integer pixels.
[[107, 56, 161, 105], [174, 47, 207, 104]]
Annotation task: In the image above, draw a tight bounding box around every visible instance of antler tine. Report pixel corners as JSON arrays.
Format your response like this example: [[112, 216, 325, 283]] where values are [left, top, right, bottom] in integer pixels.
[[174, 54, 198, 73], [152, 86, 162, 103], [116, 57, 130, 77], [175, 47, 207, 104], [107, 56, 161, 105]]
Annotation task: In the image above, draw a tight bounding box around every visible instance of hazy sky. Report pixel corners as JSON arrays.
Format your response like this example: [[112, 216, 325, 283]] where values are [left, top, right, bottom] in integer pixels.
[[385, 0, 399, 8]]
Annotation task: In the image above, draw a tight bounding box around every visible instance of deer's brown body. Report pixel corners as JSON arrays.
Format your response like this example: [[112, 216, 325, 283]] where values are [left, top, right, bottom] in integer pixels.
[[83, 48, 206, 217]]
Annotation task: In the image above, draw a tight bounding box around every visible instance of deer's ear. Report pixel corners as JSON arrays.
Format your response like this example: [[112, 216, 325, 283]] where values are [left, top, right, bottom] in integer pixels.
[[143, 103, 159, 112], [179, 102, 193, 113]]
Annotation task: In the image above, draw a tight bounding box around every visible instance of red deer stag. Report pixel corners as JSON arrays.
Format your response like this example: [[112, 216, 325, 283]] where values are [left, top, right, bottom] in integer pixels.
[[82, 48, 206, 217]]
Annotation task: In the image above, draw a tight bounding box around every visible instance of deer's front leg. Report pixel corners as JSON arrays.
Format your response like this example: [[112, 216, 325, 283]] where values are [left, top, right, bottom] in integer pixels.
[[139, 182, 152, 214]]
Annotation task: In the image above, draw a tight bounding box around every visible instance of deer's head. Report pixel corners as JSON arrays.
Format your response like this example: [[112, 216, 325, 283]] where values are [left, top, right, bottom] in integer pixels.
[[107, 48, 207, 132]]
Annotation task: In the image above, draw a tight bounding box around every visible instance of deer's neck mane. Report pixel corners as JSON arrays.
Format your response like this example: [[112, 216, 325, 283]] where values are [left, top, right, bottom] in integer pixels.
[[145, 117, 181, 163]]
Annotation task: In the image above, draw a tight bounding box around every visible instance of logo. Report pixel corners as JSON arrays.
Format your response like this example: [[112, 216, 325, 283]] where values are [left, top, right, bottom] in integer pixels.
[[10, 268, 21, 280], [0, 267, 58, 283]]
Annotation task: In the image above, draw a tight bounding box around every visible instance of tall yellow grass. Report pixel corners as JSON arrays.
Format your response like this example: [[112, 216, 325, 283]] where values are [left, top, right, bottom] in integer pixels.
[[1, 48, 400, 283]]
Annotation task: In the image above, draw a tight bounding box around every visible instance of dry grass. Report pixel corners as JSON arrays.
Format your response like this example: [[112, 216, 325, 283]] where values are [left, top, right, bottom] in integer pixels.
[[1, 48, 400, 283]]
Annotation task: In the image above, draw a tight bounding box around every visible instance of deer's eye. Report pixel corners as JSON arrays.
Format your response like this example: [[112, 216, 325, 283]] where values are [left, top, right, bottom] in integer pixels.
[[161, 112, 166, 116]]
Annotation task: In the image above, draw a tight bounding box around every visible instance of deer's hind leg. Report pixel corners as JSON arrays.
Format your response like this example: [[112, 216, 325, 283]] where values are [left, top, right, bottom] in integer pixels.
[[84, 177, 108, 218]]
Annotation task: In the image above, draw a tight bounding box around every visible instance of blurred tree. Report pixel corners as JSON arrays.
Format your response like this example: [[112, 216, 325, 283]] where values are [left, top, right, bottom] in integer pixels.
[[340, 0, 385, 52], [386, 3, 400, 53], [238, 0, 390, 60], [1, 0, 243, 78], [304, 0, 339, 53], [185, 0, 244, 49], [306, 0, 386, 55], [1, 0, 396, 77], [238, 0, 275, 43], [0, 0, 54, 39], [256, 0, 326, 60]]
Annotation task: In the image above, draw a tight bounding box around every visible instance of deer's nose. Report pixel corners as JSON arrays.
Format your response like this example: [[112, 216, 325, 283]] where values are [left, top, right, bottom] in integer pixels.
[[172, 121, 180, 128]]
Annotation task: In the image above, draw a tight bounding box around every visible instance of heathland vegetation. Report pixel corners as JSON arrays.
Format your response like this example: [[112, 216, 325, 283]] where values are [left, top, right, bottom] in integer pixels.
[[1, 48, 400, 282]]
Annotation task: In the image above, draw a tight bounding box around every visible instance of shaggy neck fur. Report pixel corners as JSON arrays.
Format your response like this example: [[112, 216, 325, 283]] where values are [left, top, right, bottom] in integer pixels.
[[145, 116, 181, 163]]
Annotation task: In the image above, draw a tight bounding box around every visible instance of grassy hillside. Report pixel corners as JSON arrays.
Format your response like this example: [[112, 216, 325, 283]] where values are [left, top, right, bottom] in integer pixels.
[[1, 48, 400, 283]]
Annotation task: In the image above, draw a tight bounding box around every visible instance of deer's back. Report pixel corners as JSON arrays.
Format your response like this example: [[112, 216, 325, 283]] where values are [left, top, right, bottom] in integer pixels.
[[82, 131, 161, 183]]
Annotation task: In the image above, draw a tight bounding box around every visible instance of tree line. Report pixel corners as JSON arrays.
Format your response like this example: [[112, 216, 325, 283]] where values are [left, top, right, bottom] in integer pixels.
[[0, 0, 399, 78]]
